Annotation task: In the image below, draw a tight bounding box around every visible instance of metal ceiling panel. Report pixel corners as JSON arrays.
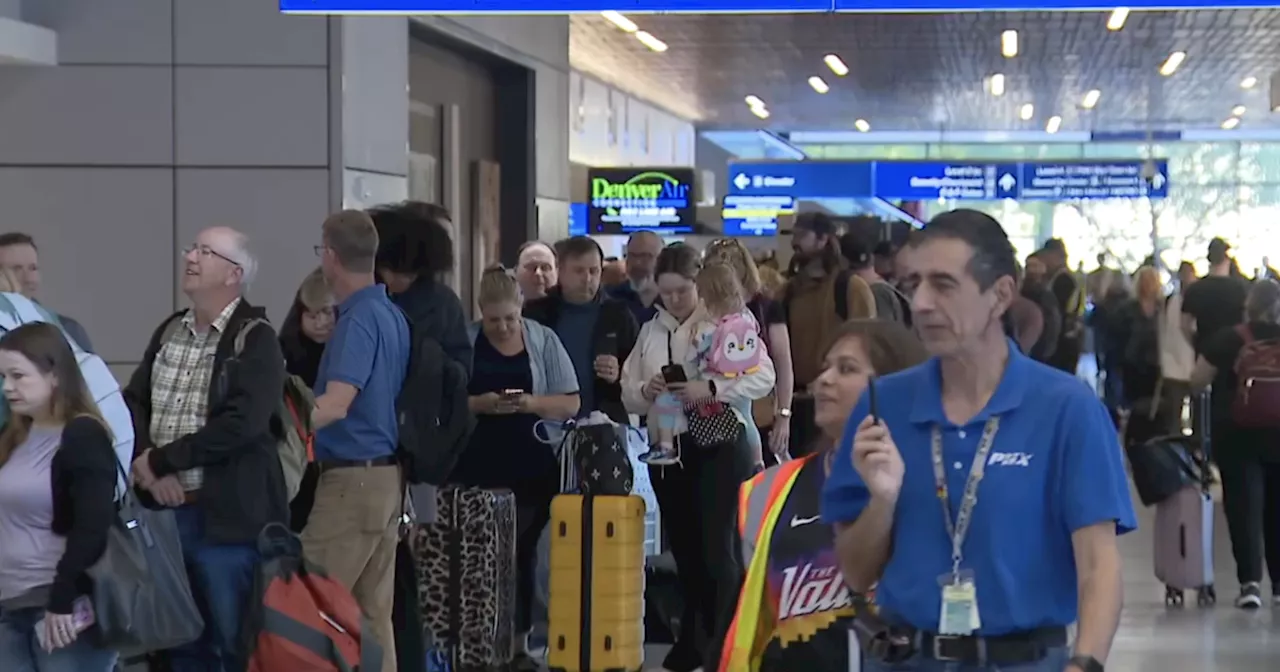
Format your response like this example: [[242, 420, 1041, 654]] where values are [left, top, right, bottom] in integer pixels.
[[570, 10, 1280, 132]]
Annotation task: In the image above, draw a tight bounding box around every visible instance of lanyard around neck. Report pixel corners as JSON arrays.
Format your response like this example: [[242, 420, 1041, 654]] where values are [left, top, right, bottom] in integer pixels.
[[931, 417, 1001, 579]]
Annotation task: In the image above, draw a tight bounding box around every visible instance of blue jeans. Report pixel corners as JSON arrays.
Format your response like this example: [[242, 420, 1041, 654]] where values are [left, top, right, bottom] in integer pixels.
[[0, 605, 117, 672], [169, 505, 259, 672], [862, 646, 1070, 671]]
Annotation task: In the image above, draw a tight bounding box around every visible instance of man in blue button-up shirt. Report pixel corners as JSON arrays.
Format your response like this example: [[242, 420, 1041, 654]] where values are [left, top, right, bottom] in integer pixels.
[[822, 210, 1136, 672], [303, 210, 409, 672]]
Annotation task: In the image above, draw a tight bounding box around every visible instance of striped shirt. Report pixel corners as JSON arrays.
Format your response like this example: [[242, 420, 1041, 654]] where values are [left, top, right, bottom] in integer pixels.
[[149, 299, 240, 492]]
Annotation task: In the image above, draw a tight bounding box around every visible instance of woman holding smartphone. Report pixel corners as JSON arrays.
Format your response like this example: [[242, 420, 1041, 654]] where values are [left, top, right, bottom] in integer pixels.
[[0, 323, 119, 671], [449, 267, 580, 670]]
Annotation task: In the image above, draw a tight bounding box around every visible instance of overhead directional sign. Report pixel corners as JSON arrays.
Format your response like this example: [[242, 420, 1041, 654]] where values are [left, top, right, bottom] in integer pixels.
[[721, 194, 795, 237], [727, 160, 1169, 202], [284, 1, 1280, 14]]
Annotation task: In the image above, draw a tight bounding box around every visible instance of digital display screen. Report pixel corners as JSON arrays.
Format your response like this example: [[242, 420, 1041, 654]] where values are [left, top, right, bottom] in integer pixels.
[[588, 167, 696, 234]]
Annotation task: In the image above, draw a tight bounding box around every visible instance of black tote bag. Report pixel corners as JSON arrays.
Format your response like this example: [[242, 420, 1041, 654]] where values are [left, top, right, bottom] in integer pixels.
[[87, 463, 204, 657]]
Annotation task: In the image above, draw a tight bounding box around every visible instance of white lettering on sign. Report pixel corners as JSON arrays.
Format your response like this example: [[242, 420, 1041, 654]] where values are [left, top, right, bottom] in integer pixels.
[[778, 563, 853, 620], [987, 451, 1033, 467]]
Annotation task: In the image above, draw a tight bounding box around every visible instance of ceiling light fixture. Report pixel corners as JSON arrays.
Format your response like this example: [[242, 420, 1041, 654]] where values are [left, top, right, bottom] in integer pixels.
[[989, 73, 1006, 96], [751, 105, 770, 119], [634, 31, 667, 53], [1001, 30, 1018, 58], [1222, 117, 1239, 130], [1019, 103, 1034, 120], [1082, 89, 1101, 108], [854, 119, 870, 132], [1232, 105, 1246, 116], [1046, 115, 1062, 133], [824, 54, 849, 76], [744, 95, 765, 108], [600, 11, 638, 33], [1158, 51, 1185, 76], [1241, 76, 1258, 89], [808, 76, 830, 94], [1106, 8, 1129, 31]]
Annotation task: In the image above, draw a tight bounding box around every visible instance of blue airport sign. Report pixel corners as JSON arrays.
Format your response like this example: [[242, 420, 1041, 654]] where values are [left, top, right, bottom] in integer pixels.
[[727, 160, 1168, 202], [721, 195, 794, 237], [285, 1, 1280, 13]]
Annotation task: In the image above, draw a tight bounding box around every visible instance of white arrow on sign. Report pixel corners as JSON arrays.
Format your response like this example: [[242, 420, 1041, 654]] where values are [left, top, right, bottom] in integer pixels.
[[733, 173, 751, 190], [999, 173, 1016, 191], [1151, 173, 1165, 189]]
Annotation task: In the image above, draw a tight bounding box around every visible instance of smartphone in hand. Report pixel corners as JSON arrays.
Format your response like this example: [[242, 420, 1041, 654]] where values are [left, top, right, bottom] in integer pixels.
[[661, 364, 688, 385], [867, 376, 880, 424], [597, 332, 619, 357], [35, 596, 95, 651]]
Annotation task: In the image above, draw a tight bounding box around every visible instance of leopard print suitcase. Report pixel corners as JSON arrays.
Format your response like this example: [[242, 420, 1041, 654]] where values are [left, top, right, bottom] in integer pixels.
[[410, 486, 518, 669]]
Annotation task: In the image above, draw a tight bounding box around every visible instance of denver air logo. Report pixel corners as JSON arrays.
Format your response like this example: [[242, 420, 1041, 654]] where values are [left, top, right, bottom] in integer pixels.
[[590, 171, 691, 216]]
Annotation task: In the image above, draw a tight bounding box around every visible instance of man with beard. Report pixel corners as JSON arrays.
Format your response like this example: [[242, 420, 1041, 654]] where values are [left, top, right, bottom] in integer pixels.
[[607, 229, 663, 325], [783, 212, 876, 457], [1039, 239, 1085, 373], [1021, 252, 1062, 364]]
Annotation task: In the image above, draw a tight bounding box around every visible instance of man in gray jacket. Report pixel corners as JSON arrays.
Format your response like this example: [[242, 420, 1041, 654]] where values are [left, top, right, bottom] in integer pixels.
[[0, 232, 94, 352]]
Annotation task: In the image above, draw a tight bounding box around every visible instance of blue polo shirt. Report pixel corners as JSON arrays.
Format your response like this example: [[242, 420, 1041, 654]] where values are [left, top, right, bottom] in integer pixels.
[[821, 341, 1136, 635], [314, 284, 410, 462]]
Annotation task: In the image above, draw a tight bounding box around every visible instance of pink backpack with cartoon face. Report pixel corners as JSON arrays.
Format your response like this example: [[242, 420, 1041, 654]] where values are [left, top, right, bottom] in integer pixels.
[[706, 313, 763, 378]]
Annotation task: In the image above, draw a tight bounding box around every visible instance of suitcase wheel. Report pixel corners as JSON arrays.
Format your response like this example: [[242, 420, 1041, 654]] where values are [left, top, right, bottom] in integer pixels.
[[1164, 585, 1184, 607], [1197, 585, 1217, 606]]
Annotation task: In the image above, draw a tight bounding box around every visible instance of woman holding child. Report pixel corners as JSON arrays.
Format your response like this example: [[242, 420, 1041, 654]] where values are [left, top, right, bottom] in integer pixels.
[[621, 243, 776, 672]]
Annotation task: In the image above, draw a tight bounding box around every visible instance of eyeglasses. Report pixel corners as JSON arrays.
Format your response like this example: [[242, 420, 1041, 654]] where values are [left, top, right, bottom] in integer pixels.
[[184, 244, 241, 267]]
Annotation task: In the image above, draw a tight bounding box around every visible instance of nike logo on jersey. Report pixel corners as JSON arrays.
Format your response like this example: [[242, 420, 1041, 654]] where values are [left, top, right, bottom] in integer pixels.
[[778, 563, 852, 620], [791, 515, 821, 527]]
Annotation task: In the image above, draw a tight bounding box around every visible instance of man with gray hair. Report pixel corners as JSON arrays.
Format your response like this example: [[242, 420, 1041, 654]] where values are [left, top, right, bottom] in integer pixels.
[[125, 226, 288, 671]]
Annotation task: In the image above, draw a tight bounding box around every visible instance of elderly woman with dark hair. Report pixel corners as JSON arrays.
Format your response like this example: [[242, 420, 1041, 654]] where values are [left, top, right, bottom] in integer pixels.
[[366, 200, 472, 373]]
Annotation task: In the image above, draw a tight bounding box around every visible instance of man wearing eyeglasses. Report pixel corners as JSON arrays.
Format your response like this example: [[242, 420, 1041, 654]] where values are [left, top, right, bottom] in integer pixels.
[[124, 226, 288, 672]]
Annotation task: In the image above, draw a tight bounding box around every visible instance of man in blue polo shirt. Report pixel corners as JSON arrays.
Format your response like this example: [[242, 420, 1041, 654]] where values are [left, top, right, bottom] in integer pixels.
[[302, 209, 409, 672], [823, 210, 1135, 672]]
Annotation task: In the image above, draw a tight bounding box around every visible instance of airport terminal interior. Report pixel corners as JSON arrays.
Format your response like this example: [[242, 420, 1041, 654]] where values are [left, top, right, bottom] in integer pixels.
[[3, 1, 1280, 671]]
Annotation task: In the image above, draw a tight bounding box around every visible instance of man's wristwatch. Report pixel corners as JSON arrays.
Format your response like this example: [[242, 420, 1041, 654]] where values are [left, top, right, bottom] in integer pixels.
[[776, 408, 792, 419], [1067, 655, 1103, 672]]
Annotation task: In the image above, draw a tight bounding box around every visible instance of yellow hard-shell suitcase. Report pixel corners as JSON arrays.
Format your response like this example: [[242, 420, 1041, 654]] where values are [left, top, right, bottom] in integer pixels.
[[547, 494, 645, 672]]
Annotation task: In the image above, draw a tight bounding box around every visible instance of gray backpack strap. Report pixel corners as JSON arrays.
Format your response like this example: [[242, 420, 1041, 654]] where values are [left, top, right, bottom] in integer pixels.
[[233, 317, 271, 356]]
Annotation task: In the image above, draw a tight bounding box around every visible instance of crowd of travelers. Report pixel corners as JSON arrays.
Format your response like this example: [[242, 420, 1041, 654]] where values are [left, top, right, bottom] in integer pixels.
[[0, 201, 1271, 672]]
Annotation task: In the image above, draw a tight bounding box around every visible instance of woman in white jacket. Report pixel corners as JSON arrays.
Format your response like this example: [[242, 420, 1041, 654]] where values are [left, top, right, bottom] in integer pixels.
[[621, 243, 775, 672]]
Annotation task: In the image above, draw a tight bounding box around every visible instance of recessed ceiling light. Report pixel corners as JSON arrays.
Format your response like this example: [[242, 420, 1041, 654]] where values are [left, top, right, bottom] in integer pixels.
[[1020, 103, 1034, 120], [1106, 8, 1130, 31], [989, 74, 1006, 96], [1046, 115, 1062, 133], [600, 11, 638, 33], [1001, 30, 1018, 58], [1222, 117, 1239, 130], [1082, 89, 1101, 109], [1232, 105, 1246, 116], [634, 31, 667, 53], [751, 105, 770, 119], [745, 95, 765, 108], [824, 54, 849, 76], [854, 119, 870, 132], [808, 76, 830, 94], [1241, 76, 1258, 89], [1159, 51, 1185, 76]]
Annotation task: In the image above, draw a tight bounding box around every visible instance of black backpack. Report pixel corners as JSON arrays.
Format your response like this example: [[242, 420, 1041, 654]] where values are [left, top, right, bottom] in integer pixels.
[[395, 319, 475, 486]]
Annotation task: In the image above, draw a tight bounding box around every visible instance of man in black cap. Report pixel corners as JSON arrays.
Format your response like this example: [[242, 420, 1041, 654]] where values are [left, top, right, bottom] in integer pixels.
[[1182, 237, 1251, 356], [782, 212, 876, 457]]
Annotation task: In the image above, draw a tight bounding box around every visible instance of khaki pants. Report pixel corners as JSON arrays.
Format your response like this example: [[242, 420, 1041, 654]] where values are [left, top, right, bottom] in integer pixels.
[[301, 464, 401, 672]]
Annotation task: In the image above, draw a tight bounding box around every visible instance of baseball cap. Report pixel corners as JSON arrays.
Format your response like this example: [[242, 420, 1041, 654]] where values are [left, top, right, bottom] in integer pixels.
[[1208, 237, 1231, 256]]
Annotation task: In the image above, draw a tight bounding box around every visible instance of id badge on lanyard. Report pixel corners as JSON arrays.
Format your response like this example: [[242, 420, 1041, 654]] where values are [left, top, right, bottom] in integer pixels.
[[932, 417, 1000, 635]]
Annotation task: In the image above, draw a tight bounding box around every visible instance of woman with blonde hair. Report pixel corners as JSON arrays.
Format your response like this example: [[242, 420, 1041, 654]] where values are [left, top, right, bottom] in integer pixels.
[[1116, 265, 1166, 445], [451, 266, 581, 669], [0, 323, 118, 671], [704, 238, 796, 467], [280, 267, 334, 389]]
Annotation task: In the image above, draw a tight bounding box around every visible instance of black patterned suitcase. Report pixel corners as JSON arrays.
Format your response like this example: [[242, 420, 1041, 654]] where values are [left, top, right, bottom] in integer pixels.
[[410, 486, 518, 670]]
